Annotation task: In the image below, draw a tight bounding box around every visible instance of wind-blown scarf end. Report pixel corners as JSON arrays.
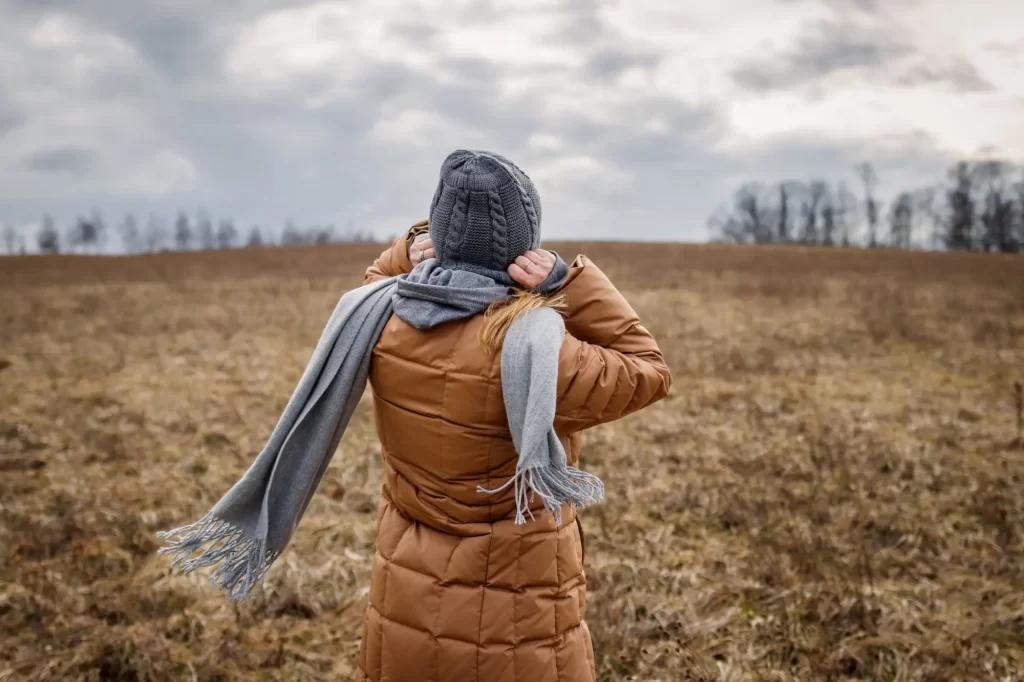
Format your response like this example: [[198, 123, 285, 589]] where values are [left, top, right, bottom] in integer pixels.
[[478, 466, 604, 527], [157, 515, 277, 602]]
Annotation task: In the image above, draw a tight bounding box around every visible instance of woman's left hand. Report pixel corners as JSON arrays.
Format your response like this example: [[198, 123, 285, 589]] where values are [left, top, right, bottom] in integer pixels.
[[409, 231, 435, 267], [508, 250, 556, 288]]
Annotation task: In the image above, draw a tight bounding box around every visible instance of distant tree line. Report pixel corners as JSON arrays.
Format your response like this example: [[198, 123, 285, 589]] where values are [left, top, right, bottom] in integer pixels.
[[708, 159, 1024, 253], [1, 210, 381, 255]]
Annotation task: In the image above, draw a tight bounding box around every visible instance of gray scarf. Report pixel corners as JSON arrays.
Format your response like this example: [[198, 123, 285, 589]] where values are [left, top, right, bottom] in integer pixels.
[[157, 259, 603, 602]]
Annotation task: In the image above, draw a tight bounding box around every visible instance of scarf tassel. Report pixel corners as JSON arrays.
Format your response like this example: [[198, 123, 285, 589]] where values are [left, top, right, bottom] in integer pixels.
[[157, 515, 277, 602], [478, 466, 604, 527]]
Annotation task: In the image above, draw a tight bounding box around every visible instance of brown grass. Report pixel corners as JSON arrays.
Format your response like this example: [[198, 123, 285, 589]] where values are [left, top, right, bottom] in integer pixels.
[[2, 243, 1023, 681]]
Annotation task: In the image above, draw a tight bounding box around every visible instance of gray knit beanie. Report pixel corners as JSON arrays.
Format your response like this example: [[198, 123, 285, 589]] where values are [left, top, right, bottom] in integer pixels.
[[428, 150, 543, 280]]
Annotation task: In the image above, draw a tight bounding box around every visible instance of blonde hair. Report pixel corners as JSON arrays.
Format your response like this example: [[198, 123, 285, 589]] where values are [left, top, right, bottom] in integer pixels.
[[478, 289, 567, 354]]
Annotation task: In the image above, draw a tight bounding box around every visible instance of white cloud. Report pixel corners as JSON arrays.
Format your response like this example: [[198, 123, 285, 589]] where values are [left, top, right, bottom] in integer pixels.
[[369, 109, 456, 147], [117, 150, 198, 196], [528, 134, 565, 153], [441, 16, 585, 70], [726, 78, 1024, 159], [225, 1, 436, 98], [530, 154, 631, 191], [225, 3, 364, 93]]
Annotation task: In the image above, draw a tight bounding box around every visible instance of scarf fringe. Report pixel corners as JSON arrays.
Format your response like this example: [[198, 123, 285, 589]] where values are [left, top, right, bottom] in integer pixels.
[[157, 515, 278, 602], [478, 466, 604, 526]]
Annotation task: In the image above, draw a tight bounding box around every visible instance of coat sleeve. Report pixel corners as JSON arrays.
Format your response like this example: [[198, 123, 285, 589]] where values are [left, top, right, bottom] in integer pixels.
[[553, 255, 672, 433], [363, 219, 429, 284]]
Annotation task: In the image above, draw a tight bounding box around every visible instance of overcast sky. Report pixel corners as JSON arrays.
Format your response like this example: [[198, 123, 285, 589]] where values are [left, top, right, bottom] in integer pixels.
[[1, 0, 1022, 245]]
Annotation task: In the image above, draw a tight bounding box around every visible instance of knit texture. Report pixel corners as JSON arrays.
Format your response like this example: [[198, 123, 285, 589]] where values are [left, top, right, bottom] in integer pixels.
[[429, 150, 543, 281]]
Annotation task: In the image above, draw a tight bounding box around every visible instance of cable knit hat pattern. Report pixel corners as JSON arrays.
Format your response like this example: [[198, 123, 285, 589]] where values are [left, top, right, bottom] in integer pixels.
[[428, 150, 543, 279]]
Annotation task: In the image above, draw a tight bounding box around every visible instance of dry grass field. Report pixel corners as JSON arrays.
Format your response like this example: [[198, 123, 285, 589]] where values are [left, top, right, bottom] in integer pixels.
[[2, 243, 1023, 681]]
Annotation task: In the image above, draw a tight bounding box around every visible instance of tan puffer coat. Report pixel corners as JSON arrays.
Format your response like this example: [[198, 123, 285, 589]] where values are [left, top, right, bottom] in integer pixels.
[[355, 221, 672, 682]]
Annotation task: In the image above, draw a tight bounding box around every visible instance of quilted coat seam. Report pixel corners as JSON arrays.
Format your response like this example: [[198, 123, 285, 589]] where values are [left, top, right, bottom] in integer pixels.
[[555, 342, 599, 427], [513, 530, 523, 682], [368, 606, 593, 646], [377, 346, 495, 381], [576, 343, 607, 423], [432, 539, 459, 682], [555, 524, 564, 681], [432, 587, 440, 682], [476, 525, 494, 682], [475, 423, 497, 682], [377, 550, 389, 681], [374, 391, 510, 438], [576, 515, 586, 565]]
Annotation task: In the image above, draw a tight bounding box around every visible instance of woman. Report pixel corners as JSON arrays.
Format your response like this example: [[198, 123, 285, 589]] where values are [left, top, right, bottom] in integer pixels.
[[158, 150, 671, 682], [356, 152, 672, 681]]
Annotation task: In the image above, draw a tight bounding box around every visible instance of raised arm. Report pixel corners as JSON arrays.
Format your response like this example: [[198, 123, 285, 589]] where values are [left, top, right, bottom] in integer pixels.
[[553, 256, 672, 433], [363, 220, 429, 284]]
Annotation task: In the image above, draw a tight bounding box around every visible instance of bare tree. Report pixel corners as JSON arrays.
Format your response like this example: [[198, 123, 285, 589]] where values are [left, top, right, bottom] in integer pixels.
[[912, 187, 941, 249], [833, 181, 858, 247], [90, 210, 107, 253], [312, 224, 334, 244], [821, 190, 837, 246], [888, 192, 914, 249], [338, 220, 377, 243], [195, 210, 215, 250], [119, 213, 141, 254], [799, 180, 828, 244], [856, 163, 880, 247], [145, 215, 168, 253], [1015, 176, 1024, 252], [38, 215, 60, 254], [175, 211, 193, 251], [247, 226, 264, 247], [66, 218, 84, 253], [974, 161, 1018, 253], [281, 219, 305, 246], [945, 161, 975, 250], [216, 218, 238, 249], [708, 183, 775, 244], [777, 182, 793, 244], [2, 224, 15, 255], [771, 180, 809, 244], [68, 214, 102, 254]]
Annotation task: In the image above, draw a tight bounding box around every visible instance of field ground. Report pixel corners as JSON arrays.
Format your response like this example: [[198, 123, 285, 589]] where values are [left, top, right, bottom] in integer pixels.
[[2, 243, 1023, 681]]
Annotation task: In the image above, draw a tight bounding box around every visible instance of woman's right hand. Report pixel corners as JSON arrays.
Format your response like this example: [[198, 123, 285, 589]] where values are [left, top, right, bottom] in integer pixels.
[[508, 250, 557, 289], [409, 231, 435, 267]]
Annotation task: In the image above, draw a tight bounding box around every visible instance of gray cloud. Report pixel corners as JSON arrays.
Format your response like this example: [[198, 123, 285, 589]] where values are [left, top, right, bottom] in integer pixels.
[[555, 0, 612, 45], [583, 46, 662, 82], [775, 0, 881, 14], [20, 146, 99, 175], [733, 20, 913, 91], [894, 58, 994, 92], [733, 16, 992, 97], [8, 0, 253, 86], [985, 40, 1024, 57], [837, 0, 879, 10], [818, 0, 880, 11], [0, 106, 23, 139], [386, 20, 440, 52]]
